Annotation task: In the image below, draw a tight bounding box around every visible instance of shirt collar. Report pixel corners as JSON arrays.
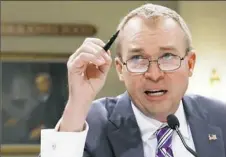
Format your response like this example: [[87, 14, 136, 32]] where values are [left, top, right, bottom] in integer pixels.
[[131, 100, 190, 143]]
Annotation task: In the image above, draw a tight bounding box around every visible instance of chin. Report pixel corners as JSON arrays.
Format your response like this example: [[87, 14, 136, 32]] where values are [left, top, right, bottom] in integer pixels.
[[148, 109, 171, 122], [147, 100, 173, 113]]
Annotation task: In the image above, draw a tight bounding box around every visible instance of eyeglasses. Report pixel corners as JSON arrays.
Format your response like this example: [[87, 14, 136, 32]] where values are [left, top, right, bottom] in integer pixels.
[[122, 51, 189, 73]]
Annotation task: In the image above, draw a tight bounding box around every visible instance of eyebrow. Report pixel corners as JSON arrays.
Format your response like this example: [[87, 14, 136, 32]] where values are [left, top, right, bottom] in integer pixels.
[[126, 46, 180, 58], [128, 46, 178, 54], [128, 47, 144, 54], [159, 46, 179, 52]]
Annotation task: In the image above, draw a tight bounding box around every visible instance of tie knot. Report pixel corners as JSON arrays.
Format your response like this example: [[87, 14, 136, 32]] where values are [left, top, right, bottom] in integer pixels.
[[156, 126, 173, 149]]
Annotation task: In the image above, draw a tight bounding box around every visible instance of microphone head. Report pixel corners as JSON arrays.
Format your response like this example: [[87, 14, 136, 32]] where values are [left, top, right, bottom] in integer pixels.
[[167, 114, 180, 130]]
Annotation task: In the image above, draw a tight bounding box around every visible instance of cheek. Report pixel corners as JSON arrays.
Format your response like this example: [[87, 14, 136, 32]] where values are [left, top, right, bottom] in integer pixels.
[[167, 71, 189, 94], [123, 73, 143, 92], [168, 61, 190, 84]]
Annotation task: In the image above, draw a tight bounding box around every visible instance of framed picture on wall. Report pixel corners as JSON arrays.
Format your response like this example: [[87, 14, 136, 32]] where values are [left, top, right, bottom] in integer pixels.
[[0, 51, 70, 155]]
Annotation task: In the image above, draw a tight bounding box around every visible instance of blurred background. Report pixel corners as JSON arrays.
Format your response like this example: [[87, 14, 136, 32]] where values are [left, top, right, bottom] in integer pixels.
[[1, 1, 225, 157]]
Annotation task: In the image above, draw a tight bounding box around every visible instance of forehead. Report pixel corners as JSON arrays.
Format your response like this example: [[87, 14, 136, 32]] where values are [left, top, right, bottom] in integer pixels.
[[119, 16, 186, 56]]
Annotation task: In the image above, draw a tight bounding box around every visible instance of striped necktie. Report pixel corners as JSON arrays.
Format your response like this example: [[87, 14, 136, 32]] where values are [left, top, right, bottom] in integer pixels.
[[156, 126, 174, 157]]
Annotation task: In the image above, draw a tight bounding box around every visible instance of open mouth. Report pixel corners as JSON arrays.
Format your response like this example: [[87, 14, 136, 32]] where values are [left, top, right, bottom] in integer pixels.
[[144, 90, 168, 96]]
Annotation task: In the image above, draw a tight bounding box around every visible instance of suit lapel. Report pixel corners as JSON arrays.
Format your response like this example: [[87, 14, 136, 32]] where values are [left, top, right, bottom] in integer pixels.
[[107, 92, 144, 157], [183, 95, 225, 157]]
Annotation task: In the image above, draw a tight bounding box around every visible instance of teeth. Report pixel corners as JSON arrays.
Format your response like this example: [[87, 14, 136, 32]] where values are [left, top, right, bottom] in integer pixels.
[[145, 90, 167, 96], [150, 90, 162, 92], [148, 91, 165, 96]]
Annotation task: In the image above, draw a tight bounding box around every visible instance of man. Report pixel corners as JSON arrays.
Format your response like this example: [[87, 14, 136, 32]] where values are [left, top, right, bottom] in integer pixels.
[[41, 3, 226, 157], [28, 72, 66, 143], [27, 73, 52, 142]]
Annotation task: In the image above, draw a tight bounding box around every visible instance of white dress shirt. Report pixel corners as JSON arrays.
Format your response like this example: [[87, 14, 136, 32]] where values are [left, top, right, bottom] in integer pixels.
[[41, 101, 196, 157], [131, 101, 196, 157]]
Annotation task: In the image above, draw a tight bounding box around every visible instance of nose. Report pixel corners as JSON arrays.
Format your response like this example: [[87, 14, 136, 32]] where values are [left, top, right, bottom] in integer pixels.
[[144, 61, 164, 82]]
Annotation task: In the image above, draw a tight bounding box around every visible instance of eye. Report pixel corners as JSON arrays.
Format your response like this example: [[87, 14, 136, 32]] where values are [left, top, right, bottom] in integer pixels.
[[161, 53, 176, 60], [130, 55, 144, 60]]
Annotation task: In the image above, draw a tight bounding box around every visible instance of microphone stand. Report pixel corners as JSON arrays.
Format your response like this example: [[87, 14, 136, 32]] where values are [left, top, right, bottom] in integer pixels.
[[175, 126, 198, 157]]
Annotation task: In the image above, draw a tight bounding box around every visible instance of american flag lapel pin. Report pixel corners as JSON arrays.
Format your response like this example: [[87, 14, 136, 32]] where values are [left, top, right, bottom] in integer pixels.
[[208, 134, 217, 141]]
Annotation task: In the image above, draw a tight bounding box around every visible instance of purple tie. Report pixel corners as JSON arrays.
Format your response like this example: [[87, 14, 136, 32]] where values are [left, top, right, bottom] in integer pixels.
[[156, 126, 174, 157]]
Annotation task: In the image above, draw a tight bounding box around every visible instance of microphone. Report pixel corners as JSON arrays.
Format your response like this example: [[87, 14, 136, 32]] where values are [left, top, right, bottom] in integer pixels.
[[167, 114, 198, 157]]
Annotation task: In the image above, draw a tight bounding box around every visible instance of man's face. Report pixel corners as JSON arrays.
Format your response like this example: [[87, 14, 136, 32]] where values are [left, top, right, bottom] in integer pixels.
[[35, 75, 51, 93], [115, 16, 196, 122]]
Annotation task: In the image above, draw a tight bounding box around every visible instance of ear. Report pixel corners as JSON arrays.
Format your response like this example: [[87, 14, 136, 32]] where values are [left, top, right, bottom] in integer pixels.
[[187, 50, 196, 77], [115, 57, 124, 82]]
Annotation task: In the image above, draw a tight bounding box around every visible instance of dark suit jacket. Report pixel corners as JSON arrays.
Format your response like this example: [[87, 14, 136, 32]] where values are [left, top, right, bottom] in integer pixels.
[[82, 92, 226, 157], [39, 91, 226, 157]]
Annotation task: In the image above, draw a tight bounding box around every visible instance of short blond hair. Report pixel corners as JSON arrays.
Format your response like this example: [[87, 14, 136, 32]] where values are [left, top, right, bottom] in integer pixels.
[[115, 3, 192, 57]]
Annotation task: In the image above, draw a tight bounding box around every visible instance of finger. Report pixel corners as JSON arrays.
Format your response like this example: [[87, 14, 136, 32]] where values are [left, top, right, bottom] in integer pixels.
[[102, 50, 111, 61], [98, 59, 112, 74], [84, 42, 111, 62], [68, 38, 107, 63], [78, 45, 106, 67], [81, 42, 104, 58], [84, 38, 106, 48], [68, 44, 104, 66], [98, 50, 112, 74], [68, 47, 82, 64], [68, 38, 108, 67], [82, 43, 112, 74], [68, 52, 105, 70]]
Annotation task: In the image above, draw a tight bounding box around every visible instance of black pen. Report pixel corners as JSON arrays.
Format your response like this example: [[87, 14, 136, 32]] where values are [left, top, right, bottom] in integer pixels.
[[103, 30, 120, 51]]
